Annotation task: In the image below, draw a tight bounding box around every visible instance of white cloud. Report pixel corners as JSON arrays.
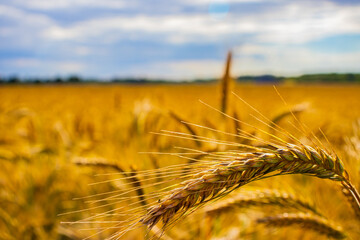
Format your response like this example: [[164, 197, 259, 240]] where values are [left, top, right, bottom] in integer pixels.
[[39, 1, 360, 45], [10, 0, 266, 10], [74, 46, 91, 56], [10, 0, 126, 10], [1, 0, 360, 78], [55, 62, 85, 72], [3, 1, 360, 46], [182, 0, 266, 4], [234, 44, 360, 76], [120, 45, 360, 79], [133, 59, 225, 79], [1, 58, 86, 75], [3, 46, 360, 79], [252, 1, 360, 43], [6, 58, 42, 67], [43, 15, 238, 43], [0, 5, 54, 47], [0, 4, 53, 26]]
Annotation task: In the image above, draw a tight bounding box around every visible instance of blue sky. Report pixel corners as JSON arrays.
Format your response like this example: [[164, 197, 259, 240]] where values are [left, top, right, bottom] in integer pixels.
[[1, 0, 360, 80]]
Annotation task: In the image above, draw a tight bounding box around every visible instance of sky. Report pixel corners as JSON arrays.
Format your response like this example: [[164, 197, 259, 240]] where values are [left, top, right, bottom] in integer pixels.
[[1, 0, 360, 80]]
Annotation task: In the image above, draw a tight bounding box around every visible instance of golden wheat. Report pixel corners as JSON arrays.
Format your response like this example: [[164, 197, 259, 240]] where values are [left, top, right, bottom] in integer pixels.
[[139, 143, 358, 231], [257, 212, 346, 239], [205, 189, 321, 216]]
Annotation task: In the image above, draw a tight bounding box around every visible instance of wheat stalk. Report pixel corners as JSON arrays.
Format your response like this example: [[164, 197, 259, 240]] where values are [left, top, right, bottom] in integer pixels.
[[205, 189, 321, 216], [270, 103, 308, 128], [257, 212, 346, 239], [341, 181, 360, 220], [220, 51, 232, 115], [73, 157, 147, 207], [168, 111, 202, 147]]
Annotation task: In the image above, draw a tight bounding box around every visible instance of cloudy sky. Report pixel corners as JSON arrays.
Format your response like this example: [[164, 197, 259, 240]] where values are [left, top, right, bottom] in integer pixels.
[[1, 0, 360, 80]]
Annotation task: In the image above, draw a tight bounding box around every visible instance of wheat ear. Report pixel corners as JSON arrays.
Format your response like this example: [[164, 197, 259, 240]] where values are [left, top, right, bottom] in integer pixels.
[[257, 212, 346, 239], [205, 189, 321, 216], [139, 143, 357, 230]]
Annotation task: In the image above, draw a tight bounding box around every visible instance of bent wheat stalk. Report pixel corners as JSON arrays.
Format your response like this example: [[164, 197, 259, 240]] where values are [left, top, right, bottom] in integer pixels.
[[73, 157, 147, 207], [257, 212, 346, 239], [139, 143, 359, 232], [341, 181, 360, 220]]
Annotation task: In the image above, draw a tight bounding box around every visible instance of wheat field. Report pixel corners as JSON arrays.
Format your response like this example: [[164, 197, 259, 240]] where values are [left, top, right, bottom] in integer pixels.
[[0, 83, 359, 240]]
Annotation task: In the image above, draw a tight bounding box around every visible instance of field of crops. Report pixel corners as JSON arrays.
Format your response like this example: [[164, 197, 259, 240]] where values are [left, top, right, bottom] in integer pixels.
[[0, 83, 359, 240]]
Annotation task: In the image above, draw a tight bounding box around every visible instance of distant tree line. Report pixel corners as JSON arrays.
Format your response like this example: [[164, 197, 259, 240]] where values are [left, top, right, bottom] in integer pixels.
[[236, 73, 360, 83], [295, 73, 360, 83], [0, 73, 360, 84], [0, 75, 84, 84]]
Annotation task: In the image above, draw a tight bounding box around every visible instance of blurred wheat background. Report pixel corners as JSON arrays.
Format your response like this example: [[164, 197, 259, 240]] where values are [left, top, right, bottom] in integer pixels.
[[1, 78, 359, 239]]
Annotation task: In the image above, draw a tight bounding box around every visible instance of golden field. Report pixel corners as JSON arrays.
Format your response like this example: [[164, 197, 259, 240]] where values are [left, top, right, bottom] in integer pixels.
[[0, 83, 359, 240]]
